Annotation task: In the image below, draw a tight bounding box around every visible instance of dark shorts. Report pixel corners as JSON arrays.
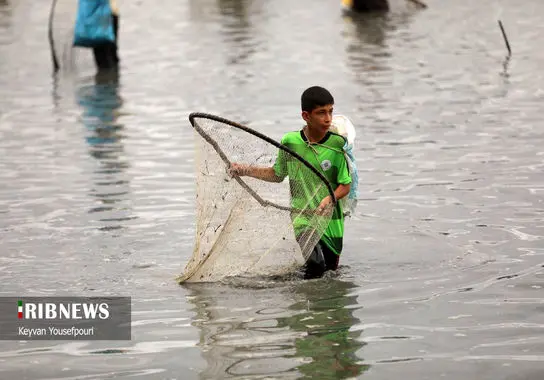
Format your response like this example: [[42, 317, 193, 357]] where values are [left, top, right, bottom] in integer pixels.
[[303, 241, 340, 279]]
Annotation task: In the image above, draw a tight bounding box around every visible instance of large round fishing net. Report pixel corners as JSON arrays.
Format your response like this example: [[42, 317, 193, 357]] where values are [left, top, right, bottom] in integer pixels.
[[178, 113, 336, 283]]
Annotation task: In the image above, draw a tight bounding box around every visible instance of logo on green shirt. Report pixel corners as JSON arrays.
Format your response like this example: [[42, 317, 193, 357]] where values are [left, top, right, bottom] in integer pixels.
[[320, 160, 332, 171]]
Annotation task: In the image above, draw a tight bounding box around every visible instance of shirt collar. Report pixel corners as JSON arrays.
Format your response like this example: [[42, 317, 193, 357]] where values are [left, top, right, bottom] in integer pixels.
[[300, 129, 331, 144]]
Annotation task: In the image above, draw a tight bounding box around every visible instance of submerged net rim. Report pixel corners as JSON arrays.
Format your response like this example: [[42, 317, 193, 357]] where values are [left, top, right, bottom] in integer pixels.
[[188, 112, 337, 210]]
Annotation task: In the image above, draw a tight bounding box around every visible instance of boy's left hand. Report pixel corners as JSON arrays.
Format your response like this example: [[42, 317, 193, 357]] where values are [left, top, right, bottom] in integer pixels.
[[317, 196, 333, 215]]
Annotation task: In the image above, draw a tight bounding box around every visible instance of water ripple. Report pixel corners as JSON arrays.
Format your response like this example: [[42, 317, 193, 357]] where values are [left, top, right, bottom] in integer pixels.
[[1, 0, 544, 379]]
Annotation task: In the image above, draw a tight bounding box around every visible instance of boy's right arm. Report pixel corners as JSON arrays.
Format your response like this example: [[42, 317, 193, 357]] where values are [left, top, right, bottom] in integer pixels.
[[229, 163, 284, 183]]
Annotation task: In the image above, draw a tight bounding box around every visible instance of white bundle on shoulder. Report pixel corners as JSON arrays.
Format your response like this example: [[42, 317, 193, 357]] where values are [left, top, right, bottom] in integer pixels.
[[330, 115, 359, 217]]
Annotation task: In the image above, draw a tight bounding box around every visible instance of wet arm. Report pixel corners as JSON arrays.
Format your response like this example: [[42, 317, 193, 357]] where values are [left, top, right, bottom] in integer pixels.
[[246, 166, 284, 182], [230, 164, 284, 183], [334, 183, 351, 200]]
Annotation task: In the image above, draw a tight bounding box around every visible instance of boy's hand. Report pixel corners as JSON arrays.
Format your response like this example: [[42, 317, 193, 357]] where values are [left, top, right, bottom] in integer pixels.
[[317, 195, 333, 215], [228, 163, 249, 177]]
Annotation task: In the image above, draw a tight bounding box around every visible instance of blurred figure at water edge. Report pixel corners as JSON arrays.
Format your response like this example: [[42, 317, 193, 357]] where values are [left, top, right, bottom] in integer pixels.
[[342, 0, 389, 12], [73, 0, 120, 71]]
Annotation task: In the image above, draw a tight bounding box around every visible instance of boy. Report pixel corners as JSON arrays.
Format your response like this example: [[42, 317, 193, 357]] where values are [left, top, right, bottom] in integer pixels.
[[230, 86, 352, 279]]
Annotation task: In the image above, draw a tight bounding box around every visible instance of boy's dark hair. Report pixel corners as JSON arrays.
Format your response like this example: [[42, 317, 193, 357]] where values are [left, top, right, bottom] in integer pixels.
[[301, 86, 334, 112]]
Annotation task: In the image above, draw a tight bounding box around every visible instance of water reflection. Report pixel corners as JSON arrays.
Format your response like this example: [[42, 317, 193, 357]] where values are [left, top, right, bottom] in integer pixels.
[[75, 70, 134, 232], [342, 11, 413, 83], [0, 0, 12, 45], [276, 279, 369, 379], [0, 0, 10, 18], [187, 278, 368, 379], [216, 0, 260, 67]]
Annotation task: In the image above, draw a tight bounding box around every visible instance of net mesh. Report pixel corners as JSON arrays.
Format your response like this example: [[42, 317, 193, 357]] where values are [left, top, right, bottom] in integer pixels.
[[178, 113, 336, 283]]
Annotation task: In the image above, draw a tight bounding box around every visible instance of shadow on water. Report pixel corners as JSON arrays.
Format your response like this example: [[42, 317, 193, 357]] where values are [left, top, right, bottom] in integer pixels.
[[0, 0, 12, 46], [185, 278, 369, 379], [276, 279, 370, 379], [0, 0, 10, 19], [215, 0, 265, 95], [188, 0, 262, 68], [216, 0, 262, 66], [75, 70, 135, 232], [341, 11, 414, 83]]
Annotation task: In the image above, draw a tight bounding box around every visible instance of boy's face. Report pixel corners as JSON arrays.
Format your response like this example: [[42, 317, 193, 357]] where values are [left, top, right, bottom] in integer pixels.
[[302, 104, 334, 134]]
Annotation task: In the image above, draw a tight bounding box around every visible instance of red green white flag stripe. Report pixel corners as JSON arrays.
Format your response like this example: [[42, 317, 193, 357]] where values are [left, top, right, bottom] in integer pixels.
[[18, 300, 23, 319]]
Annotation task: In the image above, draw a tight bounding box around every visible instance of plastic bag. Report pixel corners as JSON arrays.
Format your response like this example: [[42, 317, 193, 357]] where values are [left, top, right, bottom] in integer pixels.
[[73, 0, 115, 48], [330, 115, 359, 217]]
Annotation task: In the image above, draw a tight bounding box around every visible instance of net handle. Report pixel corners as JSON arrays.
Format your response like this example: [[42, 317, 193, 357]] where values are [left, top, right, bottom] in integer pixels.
[[48, 0, 60, 72], [188, 112, 337, 205]]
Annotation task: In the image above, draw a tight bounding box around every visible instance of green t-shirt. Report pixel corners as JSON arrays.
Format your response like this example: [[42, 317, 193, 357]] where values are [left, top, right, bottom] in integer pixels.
[[273, 130, 352, 255]]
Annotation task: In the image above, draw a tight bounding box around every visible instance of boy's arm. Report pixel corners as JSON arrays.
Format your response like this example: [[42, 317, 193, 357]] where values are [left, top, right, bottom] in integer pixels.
[[334, 183, 351, 200], [317, 183, 351, 213], [229, 163, 284, 183]]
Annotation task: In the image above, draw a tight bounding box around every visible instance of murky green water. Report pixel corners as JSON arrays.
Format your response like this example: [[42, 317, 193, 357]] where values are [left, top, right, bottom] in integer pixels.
[[1, 0, 543, 379]]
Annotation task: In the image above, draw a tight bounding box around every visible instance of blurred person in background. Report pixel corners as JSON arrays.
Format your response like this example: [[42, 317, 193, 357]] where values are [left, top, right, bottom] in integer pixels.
[[92, 0, 120, 70]]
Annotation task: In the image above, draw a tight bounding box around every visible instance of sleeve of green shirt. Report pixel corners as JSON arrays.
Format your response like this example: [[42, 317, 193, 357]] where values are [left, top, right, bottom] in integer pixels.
[[273, 145, 288, 179], [337, 153, 352, 185]]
